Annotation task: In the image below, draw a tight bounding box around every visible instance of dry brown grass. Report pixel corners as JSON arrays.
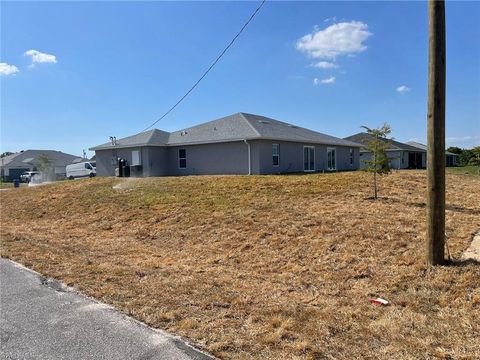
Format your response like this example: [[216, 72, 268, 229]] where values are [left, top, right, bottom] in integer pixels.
[[1, 171, 479, 359]]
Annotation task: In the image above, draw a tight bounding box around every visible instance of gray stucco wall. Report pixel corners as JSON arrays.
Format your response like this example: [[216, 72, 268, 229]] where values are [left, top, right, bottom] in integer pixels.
[[165, 141, 249, 176], [94, 140, 360, 177], [359, 151, 406, 170], [95, 147, 143, 176], [142, 147, 169, 176], [253, 140, 359, 174]]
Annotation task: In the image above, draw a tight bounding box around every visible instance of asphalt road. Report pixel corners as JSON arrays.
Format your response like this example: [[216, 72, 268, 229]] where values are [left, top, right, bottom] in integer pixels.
[[0, 258, 213, 360]]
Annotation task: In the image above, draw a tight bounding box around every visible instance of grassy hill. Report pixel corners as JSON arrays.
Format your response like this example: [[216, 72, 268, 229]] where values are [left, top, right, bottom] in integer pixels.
[[1, 171, 479, 359]]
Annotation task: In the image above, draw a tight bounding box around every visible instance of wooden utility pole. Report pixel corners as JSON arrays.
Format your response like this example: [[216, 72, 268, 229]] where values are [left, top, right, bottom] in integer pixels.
[[426, 0, 446, 265]]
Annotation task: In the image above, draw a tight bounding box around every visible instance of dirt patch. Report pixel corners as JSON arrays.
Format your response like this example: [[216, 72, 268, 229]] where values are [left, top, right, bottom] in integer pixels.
[[1, 171, 479, 359]]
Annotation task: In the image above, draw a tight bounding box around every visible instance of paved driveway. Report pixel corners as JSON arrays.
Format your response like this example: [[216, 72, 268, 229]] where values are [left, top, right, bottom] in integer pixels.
[[0, 258, 213, 360]]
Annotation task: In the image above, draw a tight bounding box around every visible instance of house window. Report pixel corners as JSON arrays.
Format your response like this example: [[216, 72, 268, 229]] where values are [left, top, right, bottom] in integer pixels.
[[132, 150, 141, 166], [272, 144, 280, 166], [178, 149, 186, 169], [327, 147, 336, 170], [349, 148, 354, 165]]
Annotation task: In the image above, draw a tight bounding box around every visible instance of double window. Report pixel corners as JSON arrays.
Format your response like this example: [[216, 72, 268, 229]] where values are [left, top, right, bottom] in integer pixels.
[[178, 149, 186, 169], [272, 144, 280, 166]]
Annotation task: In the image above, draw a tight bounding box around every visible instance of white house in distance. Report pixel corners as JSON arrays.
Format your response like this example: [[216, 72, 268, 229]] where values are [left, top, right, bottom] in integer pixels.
[[0, 150, 85, 181]]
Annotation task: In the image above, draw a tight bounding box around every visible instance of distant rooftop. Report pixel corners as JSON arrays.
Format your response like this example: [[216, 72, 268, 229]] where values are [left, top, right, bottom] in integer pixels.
[[0, 150, 85, 168], [344, 133, 427, 152], [406, 141, 459, 156]]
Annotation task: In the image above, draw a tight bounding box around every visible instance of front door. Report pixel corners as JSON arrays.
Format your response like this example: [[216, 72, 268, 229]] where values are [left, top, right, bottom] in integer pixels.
[[327, 147, 336, 171], [303, 146, 315, 172]]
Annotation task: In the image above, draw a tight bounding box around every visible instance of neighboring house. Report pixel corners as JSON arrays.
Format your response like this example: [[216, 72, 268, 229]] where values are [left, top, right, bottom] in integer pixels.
[[405, 141, 459, 167], [344, 133, 426, 170], [90, 112, 362, 177], [0, 150, 86, 181]]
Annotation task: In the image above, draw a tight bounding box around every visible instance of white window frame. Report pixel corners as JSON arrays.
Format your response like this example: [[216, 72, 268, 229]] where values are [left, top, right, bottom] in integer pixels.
[[349, 148, 354, 166], [303, 146, 315, 172], [178, 148, 187, 169], [272, 144, 280, 167], [327, 147, 336, 171]]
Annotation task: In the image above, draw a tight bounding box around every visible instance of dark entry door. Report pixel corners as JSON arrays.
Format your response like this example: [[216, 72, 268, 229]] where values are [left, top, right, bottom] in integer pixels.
[[408, 152, 422, 169]]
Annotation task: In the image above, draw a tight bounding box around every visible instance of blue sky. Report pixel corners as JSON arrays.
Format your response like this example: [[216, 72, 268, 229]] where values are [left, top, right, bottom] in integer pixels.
[[1, 1, 479, 157]]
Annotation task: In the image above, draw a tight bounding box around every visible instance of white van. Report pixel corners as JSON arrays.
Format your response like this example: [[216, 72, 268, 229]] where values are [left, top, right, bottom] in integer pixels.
[[66, 162, 96, 180]]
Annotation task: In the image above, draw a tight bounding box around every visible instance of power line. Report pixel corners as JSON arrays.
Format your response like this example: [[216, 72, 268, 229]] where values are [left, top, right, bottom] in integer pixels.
[[140, 0, 267, 132]]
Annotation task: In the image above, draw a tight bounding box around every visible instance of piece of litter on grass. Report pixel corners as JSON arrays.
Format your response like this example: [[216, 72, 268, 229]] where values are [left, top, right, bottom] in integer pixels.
[[369, 297, 389, 306]]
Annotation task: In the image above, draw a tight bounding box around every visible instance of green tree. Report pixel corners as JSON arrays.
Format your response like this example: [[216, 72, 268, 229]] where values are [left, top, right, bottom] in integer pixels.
[[469, 146, 480, 166], [361, 124, 392, 200], [446, 146, 462, 155], [0, 152, 14, 158], [458, 149, 474, 166]]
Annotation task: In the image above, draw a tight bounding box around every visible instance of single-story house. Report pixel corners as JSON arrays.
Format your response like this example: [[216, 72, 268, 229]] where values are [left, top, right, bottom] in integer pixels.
[[0, 150, 86, 181], [90, 112, 362, 176], [344, 133, 426, 170], [405, 141, 459, 167]]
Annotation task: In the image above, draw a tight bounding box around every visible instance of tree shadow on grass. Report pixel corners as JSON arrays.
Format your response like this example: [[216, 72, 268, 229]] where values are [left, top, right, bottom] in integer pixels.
[[444, 258, 480, 267]]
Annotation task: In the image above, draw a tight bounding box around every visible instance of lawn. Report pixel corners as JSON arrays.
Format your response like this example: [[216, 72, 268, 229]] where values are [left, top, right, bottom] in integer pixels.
[[1, 171, 479, 359], [447, 165, 479, 176], [0, 181, 25, 189]]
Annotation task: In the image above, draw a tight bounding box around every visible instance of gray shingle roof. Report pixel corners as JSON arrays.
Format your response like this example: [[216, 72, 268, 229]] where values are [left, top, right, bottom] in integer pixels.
[[90, 112, 362, 150], [90, 129, 170, 150], [344, 133, 426, 152], [406, 141, 459, 156], [0, 150, 85, 168], [240, 113, 361, 147]]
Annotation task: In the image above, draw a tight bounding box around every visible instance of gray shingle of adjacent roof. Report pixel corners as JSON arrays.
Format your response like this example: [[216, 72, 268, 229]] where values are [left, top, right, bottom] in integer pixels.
[[90, 129, 170, 150], [240, 113, 361, 147], [167, 113, 259, 145], [344, 133, 426, 152], [0, 150, 84, 168], [90, 112, 362, 150], [406, 141, 458, 156]]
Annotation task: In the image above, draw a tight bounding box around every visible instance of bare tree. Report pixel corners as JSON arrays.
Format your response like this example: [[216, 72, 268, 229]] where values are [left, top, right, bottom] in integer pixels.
[[361, 124, 392, 200]]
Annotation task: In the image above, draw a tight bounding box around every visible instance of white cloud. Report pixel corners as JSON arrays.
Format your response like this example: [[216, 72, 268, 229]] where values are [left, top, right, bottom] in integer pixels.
[[24, 49, 57, 64], [314, 76, 335, 85], [312, 61, 339, 69], [0, 62, 19, 76], [297, 21, 372, 60], [396, 85, 411, 93], [324, 17, 337, 23]]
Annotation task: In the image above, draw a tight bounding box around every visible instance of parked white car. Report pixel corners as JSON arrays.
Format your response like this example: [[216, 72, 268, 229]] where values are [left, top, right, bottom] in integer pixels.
[[20, 171, 40, 183], [66, 162, 96, 180]]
